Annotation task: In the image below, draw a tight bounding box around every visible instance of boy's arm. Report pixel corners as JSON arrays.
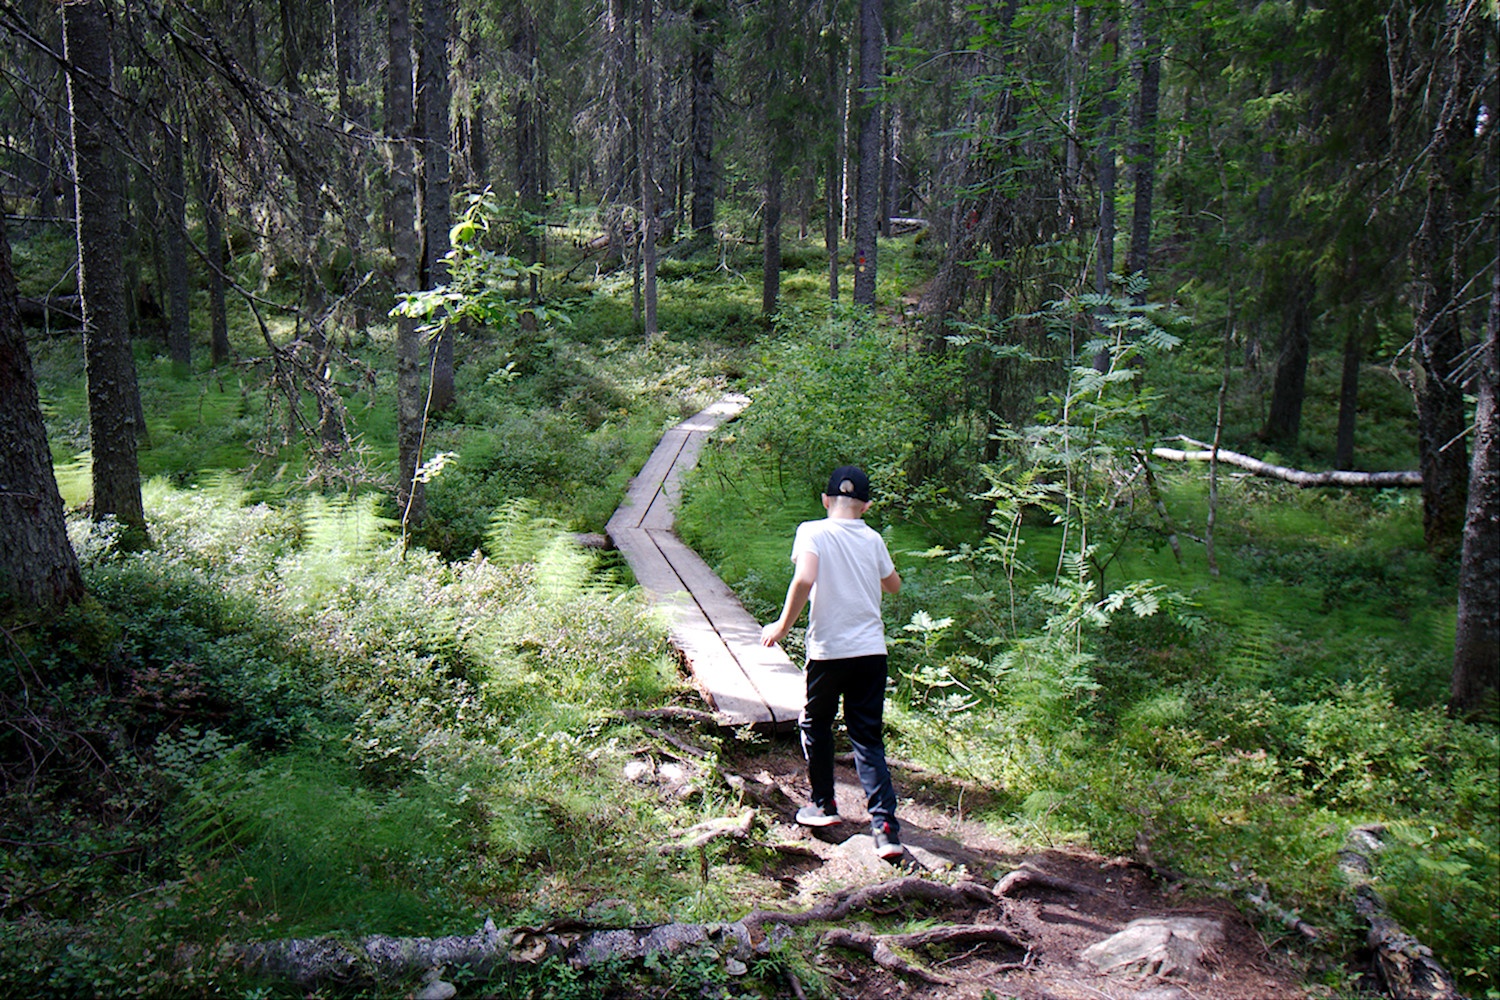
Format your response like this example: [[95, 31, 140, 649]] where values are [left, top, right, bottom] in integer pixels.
[[761, 552, 818, 647], [880, 569, 901, 594]]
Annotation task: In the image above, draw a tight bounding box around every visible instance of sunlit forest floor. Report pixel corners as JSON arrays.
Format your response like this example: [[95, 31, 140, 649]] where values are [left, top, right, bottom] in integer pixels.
[[6, 220, 1496, 998]]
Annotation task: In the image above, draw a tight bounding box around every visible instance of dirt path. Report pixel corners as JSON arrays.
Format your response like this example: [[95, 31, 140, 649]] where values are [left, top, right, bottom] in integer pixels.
[[716, 741, 1315, 1000]]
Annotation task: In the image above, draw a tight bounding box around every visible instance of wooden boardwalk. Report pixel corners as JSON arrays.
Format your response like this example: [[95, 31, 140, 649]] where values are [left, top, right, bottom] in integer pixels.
[[606, 395, 804, 730]]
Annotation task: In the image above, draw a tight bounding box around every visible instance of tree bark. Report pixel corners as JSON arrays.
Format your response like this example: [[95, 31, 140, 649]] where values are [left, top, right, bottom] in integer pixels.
[[1124, 0, 1157, 305], [690, 0, 716, 242], [388, 0, 425, 536], [1261, 269, 1312, 446], [423, 0, 455, 412], [825, 24, 843, 302], [63, 0, 149, 549], [851, 0, 881, 308], [1408, 0, 1482, 557], [1152, 439, 1420, 488], [0, 211, 85, 612], [1450, 214, 1498, 717], [1334, 308, 1369, 469], [195, 130, 231, 366], [162, 108, 191, 369], [640, 0, 658, 342], [761, 0, 783, 319]]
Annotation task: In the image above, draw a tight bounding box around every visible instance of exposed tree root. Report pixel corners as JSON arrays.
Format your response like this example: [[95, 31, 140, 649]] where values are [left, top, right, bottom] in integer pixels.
[[741, 876, 997, 933], [996, 864, 1104, 898], [661, 808, 756, 852], [824, 924, 1029, 986]]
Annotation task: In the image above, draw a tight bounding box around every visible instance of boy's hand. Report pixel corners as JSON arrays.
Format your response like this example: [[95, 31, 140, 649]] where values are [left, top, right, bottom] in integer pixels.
[[760, 621, 788, 647]]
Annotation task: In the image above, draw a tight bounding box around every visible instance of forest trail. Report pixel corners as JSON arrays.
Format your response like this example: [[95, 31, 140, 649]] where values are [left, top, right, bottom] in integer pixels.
[[606, 394, 804, 729], [607, 397, 1316, 999]]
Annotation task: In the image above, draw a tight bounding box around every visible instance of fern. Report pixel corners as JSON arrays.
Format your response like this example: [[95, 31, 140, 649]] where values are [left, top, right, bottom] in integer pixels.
[[1221, 609, 1277, 688], [300, 492, 395, 555], [483, 497, 560, 566]]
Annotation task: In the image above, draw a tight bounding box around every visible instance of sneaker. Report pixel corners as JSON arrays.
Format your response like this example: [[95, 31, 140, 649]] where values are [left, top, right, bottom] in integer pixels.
[[873, 821, 904, 860], [795, 801, 841, 827]]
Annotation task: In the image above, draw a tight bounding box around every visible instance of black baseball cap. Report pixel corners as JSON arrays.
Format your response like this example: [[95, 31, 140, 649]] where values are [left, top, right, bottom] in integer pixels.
[[825, 465, 870, 502]]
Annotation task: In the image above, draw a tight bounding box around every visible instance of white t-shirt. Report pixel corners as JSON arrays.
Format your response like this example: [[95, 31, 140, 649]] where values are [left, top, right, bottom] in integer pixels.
[[791, 517, 895, 661]]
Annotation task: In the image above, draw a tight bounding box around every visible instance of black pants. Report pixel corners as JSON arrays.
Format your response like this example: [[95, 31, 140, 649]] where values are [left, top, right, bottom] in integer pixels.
[[800, 653, 899, 835]]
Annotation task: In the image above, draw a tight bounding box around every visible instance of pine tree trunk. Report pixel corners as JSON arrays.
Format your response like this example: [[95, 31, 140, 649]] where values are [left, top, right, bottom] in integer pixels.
[[851, 0, 881, 308], [1334, 308, 1368, 469], [640, 0, 658, 342], [335, 0, 370, 341], [0, 212, 85, 611], [1262, 270, 1312, 446], [825, 25, 843, 302], [690, 1, 715, 241], [163, 109, 191, 369], [195, 131, 231, 366], [762, 0, 783, 318], [1450, 255, 1499, 717], [388, 0, 425, 535], [1124, 0, 1157, 305], [423, 0, 455, 412], [1409, 0, 1481, 556], [63, 0, 148, 549]]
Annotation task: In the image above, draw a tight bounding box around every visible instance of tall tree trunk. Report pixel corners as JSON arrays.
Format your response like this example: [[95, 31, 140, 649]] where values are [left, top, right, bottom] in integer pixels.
[[1261, 269, 1312, 446], [465, 36, 488, 182], [0, 212, 85, 612], [640, 0, 658, 341], [195, 131, 231, 366], [62, 0, 148, 549], [162, 108, 191, 369], [423, 0, 454, 412], [1334, 307, 1369, 468], [689, 0, 716, 241], [1089, 19, 1119, 373], [1124, 0, 1157, 305], [851, 0, 881, 308], [515, 11, 542, 327], [825, 24, 843, 302], [761, 0, 783, 318], [388, 0, 425, 536], [1408, 0, 1482, 557], [1064, 2, 1089, 232], [335, 0, 370, 341], [1450, 249, 1499, 717], [763, 162, 782, 317]]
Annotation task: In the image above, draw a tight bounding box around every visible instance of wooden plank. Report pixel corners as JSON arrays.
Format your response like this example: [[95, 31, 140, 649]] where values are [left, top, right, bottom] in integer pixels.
[[611, 528, 772, 726], [607, 429, 690, 536], [653, 533, 805, 726], [606, 393, 800, 730]]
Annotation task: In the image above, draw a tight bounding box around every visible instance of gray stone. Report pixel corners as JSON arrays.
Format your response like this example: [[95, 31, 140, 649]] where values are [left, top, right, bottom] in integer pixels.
[[414, 980, 457, 1000], [1080, 917, 1224, 980]]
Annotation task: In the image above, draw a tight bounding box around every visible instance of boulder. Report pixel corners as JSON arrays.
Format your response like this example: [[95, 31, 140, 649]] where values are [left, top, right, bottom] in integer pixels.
[[1080, 916, 1224, 980]]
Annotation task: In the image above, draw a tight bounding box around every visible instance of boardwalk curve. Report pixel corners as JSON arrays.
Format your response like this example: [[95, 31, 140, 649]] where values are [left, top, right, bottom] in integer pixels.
[[606, 395, 804, 730]]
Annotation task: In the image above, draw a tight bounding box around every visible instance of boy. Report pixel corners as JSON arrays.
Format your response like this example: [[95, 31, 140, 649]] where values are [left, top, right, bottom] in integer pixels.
[[760, 466, 904, 859]]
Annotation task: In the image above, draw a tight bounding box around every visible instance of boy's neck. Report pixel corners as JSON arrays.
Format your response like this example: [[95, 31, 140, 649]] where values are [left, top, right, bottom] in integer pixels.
[[826, 508, 865, 521]]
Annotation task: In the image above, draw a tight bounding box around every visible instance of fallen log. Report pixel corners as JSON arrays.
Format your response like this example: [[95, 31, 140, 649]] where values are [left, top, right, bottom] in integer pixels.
[[223, 876, 998, 989], [1338, 825, 1465, 1000], [1152, 437, 1421, 488]]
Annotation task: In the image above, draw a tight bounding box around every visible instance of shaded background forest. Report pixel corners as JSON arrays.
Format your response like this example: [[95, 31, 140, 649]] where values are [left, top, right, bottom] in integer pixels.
[[0, 0, 1497, 995]]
